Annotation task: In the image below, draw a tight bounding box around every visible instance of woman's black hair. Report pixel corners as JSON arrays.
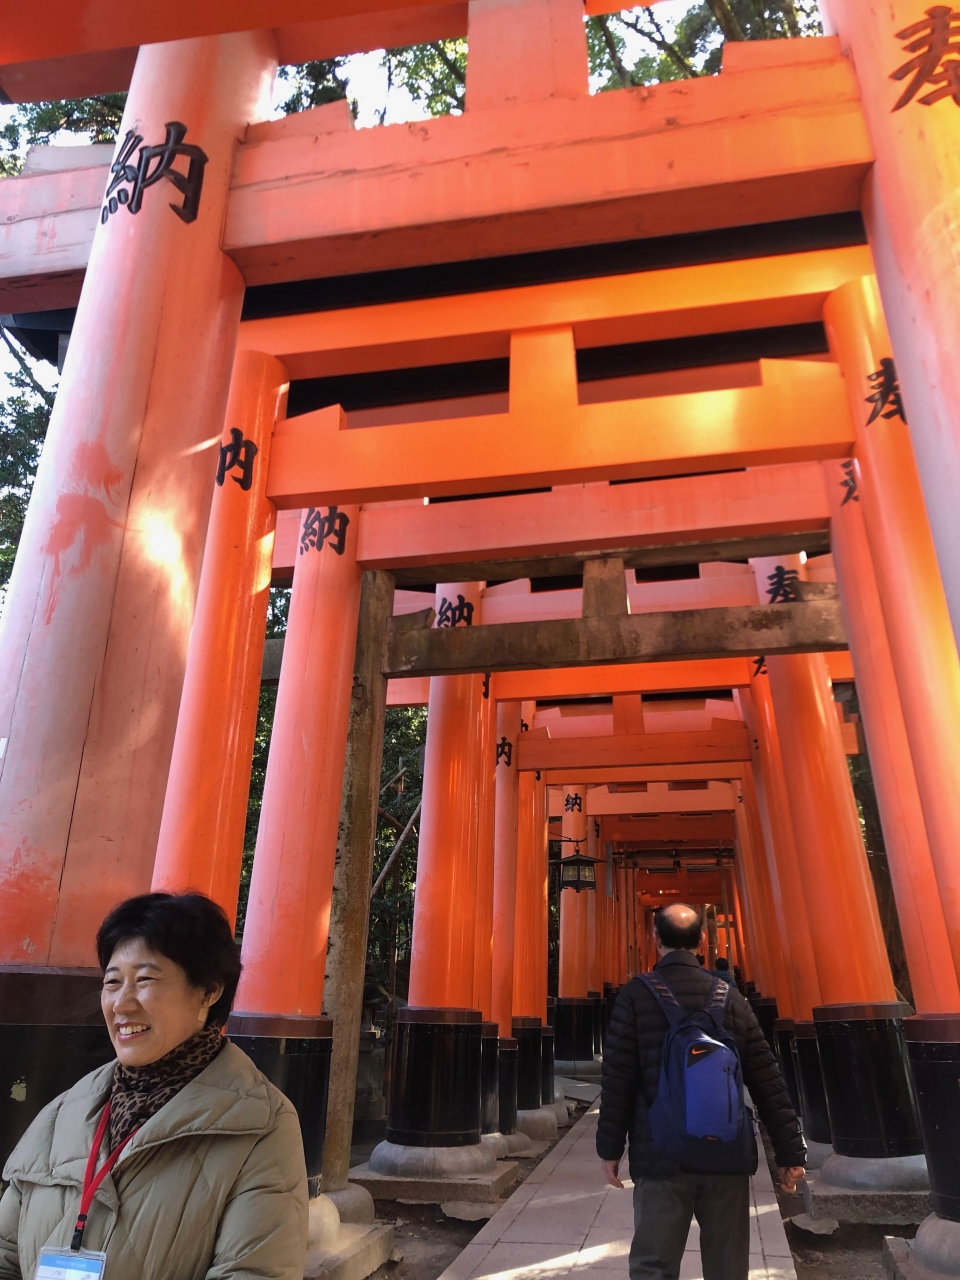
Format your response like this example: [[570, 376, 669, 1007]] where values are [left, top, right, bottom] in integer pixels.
[[96, 892, 242, 1028]]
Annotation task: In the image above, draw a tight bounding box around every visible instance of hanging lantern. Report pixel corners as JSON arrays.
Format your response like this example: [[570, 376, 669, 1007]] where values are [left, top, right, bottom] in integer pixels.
[[558, 843, 599, 892]]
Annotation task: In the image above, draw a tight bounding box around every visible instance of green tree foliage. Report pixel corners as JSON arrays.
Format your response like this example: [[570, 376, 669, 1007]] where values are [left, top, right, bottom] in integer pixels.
[[0, 94, 126, 175], [275, 59, 354, 114], [367, 707, 427, 1002], [382, 40, 467, 117], [586, 0, 821, 90], [0, 327, 55, 593]]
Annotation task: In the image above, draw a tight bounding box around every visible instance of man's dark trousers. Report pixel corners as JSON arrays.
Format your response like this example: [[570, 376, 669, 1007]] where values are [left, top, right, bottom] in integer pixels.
[[629, 1171, 750, 1280]]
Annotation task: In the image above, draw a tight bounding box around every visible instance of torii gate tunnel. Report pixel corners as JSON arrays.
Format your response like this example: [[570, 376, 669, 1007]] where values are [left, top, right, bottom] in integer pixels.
[[3, 0, 960, 1258]]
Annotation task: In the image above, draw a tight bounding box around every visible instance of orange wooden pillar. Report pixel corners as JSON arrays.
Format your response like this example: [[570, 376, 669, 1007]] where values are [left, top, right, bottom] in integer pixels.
[[738, 680, 823, 1019], [586, 817, 604, 996], [492, 701, 522, 1035], [0, 32, 277, 967], [729, 868, 749, 977], [514, 767, 547, 1019], [531, 769, 550, 1023], [826, 456, 960, 1014], [558, 784, 588, 997], [234, 504, 361, 1018], [732, 777, 778, 1001], [152, 352, 287, 921], [751, 555, 895, 1006], [407, 583, 485, 1010], [822, 0, 960, 636], [826, 277, 960, 988], [472, 687, 496, 1020]]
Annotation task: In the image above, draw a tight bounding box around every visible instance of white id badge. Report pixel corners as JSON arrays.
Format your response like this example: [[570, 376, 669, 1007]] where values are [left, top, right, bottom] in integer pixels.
[[35, 1247, 107, 1280]]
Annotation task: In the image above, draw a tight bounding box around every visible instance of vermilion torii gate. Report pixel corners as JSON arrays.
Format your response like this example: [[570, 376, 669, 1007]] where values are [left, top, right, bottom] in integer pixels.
[[5, 1, 960, 1270]]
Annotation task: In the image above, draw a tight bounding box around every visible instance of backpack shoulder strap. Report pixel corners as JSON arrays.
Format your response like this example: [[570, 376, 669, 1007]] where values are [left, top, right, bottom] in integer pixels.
[[638, 972, 685, 1026], [704, 975, 732, 1032]]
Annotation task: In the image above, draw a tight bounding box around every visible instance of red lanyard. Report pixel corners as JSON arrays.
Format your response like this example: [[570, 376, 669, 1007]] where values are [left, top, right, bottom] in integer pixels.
[[71, 1102, 139, 1252]]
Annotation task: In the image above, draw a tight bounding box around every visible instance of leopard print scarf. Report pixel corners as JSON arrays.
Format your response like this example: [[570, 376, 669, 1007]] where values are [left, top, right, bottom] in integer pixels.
[[109, 1023, 225, 1148]]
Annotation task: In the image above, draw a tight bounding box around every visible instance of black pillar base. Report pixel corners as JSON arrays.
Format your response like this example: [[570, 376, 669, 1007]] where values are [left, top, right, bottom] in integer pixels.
[[498, 1037, 519, 1136], [0, 967, 114, 1168], [793, 1021, 832, 1146], [814, 1002, 923, 1159], [513, 1017, 543, 1111], [540, 1025, 555, 1106], [382, 1007, 482, 1149], [906, 1014, 960, 1222], [772, 1018, 802, 1118], [228, 1013, 332, 1196], [481, 1022, 500, 1135], [554, 997, 596, 1061]]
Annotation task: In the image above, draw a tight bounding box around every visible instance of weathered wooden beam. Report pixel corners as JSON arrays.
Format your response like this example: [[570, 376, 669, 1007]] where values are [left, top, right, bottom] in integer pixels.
[[520, 725, 751, 771], [386, 532, 832, 588], [383, 598, 847, 679], [321, 569, 395, 1192], [582, 557, 629, 618]]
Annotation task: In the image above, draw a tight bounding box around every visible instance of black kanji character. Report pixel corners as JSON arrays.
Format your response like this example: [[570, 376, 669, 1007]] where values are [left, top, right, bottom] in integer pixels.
[[215, 428, 258, 492], [102, 121, 208, 224], [840, 460, 860, 506], [891, 6, 960, 110], [300, 505, 350, 555], [865, 358, 906, 424], [436, 594, 475, 627], [496, 737, 513, 767], [564, 793, 582, 813], [753, 655, 768, 677], [766, 565, 801, 603]]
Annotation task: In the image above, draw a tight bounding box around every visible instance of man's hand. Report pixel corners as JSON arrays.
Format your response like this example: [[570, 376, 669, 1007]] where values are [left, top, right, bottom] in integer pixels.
[[601, 1159, 624, 1189], [778, 1166, 805, 1194]]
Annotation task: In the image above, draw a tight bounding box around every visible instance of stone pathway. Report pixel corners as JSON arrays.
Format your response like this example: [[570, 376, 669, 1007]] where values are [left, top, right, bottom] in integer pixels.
[[439, 1099, 798, 1280]]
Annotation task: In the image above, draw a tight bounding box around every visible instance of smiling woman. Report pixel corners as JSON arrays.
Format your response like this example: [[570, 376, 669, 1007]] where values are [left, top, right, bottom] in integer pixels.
[[0, 893, 309, 1280]]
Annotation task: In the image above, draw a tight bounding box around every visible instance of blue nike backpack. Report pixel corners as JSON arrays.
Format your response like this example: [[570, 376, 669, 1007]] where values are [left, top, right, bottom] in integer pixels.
[[638, 972, 757, 1174]]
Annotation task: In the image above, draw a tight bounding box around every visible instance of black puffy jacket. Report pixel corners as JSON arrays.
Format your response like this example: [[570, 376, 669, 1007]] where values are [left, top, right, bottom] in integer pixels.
[[596, 950, 806, 1178]]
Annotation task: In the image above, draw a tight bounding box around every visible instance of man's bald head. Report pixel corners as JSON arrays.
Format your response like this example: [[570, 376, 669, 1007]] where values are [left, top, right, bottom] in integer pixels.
[[654, 903, 702, 952]]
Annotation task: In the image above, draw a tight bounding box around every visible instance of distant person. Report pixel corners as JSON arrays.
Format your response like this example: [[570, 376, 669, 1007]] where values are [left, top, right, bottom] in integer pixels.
[[597, 903, 805, 1280], [0, 893, 308, 1280], [712, 957, 733, 984], [695, 953, 705, 966]]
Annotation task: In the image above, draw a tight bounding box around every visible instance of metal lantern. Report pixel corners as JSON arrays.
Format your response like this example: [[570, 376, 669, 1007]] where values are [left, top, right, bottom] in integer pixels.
[[558, 843, 599, 892]]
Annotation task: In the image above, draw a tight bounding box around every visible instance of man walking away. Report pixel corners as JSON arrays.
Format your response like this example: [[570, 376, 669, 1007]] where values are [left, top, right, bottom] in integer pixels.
[[597, 903, 805, 1280], [712, 957, 732, 984]]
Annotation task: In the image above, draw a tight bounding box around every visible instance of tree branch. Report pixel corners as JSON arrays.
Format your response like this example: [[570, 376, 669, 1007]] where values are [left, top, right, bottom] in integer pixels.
[[430, 41, 466, 86], [596, 16, 635, 87], [371, 800, 422, 899], [625, 10, 700, 79], [0, 325, 56, 408], [704, 0, 746, 41]]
